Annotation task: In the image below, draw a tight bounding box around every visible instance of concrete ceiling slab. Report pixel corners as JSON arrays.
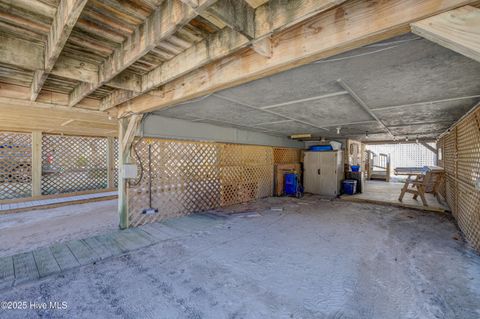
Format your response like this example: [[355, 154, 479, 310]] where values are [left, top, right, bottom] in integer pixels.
[[389, 123, 451, 136], [374, 97, 480, 126], [257, 121, 321, 135], [154, 33, 480, 141], [269, 93, 373, 127]]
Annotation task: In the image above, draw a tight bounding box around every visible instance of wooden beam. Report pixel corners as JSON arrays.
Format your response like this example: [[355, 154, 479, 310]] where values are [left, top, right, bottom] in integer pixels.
[[118, 114, 142, 229], [31, 0, 88, 101], [52, 56, 98, 83], [103, 0, 347, 110], [0, 96, 116, 137], [421, 142, 437, 154], [68, 0, 196, 107], [0, 83, 101, 110], [252, 36, 273, 58], [106, 71, 142, 92], [411, 5, 480, 63], [203, 0, 255, 39], [244, 0, 268, 9], [121, 114, 142, 153], [31, 131, 43, 197], [255, 0, 348, 39], [116, 0, 476, 117], [0, 34, 98, 83], [0, 34, 44, 71]]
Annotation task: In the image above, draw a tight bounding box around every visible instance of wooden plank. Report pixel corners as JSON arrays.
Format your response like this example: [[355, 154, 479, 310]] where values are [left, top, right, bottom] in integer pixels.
[[0, 256, 14, 289], [94, 233, 126, 255], [31, 131, 42, 196], [116, 0, 475, 116], [32, 247, 61, 277], [66, 239, 100, 265], [411, 5, 480, 63], [112, 229, 154, 251], [31, 0, 89, 101], [68, 0, 196, 107], [140, 223, 175, 241], [13, 252, 39, 283], [82, 237, 114, 259], [50, 243, 81, 271]]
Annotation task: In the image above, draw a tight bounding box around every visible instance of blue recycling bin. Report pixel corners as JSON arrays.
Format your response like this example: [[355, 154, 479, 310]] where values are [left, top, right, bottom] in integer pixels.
[[342, 180, 357, 195], [284, 173, 298, 196]]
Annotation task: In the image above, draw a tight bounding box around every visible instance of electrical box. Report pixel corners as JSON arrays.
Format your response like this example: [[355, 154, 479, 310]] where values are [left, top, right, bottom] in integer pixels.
[[122, 164, 138, 179]]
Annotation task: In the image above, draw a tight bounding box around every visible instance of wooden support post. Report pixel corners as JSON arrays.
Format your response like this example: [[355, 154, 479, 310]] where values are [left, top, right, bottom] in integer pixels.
[[118, 114, 142, 229], [107, 136, 115, 189], [31, 131, 42, 196]]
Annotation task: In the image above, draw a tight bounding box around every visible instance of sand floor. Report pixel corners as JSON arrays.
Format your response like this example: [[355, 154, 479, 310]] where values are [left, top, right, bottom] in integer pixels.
[[0, 200, 117, 257], [0, 196, 479, 318]]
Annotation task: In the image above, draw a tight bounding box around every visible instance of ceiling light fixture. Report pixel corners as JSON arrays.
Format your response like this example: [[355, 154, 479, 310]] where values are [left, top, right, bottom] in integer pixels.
[[290, 134, 311, 139], [336, 127, 341, 135], [365, 131, 369, 139], [405, 136, 409, 142]]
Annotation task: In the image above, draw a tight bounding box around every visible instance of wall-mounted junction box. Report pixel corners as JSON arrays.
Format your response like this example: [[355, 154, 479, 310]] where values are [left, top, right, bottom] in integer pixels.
[[122, 164, 138, 179]]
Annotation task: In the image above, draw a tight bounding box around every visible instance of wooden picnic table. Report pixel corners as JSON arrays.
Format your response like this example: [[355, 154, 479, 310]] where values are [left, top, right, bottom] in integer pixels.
[[396, 166, 445, 206]]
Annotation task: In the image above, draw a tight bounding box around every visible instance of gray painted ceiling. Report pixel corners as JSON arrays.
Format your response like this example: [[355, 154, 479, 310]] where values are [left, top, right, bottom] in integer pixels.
[[154, 33, 480, 141]]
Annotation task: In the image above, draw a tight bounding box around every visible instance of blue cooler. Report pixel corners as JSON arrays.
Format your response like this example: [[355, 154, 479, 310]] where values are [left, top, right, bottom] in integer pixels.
[[342, 180, 357, 195]]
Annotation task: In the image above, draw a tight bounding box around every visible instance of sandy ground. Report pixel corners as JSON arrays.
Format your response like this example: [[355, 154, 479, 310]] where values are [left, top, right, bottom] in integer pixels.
[[0, 200, 117, 257], [0, 196, 479, 319]]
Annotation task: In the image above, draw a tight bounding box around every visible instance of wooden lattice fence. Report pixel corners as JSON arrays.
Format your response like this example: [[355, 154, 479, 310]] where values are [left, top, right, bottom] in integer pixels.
[[0, 132, 32, 200], [437, 106, 480, 251], [128, 138, 275, 227], [1, 132, 119, 201]]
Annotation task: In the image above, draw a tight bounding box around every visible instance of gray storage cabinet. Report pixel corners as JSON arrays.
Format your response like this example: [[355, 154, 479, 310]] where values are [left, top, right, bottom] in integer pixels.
[[304, 150, 344, 196]]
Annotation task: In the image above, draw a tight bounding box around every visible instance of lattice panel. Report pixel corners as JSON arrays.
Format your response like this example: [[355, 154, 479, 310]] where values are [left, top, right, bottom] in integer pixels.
[[457, 115, 480, 189], [438, 107, 480, 251], [41, 134, 108, 195], [128, 139, 273, 227], [443, 129, 457, 176], [457, 181, 480, 251], [114, 138, 119, 188], [273, 147, 301, 164], [0, 132, 32, 200]]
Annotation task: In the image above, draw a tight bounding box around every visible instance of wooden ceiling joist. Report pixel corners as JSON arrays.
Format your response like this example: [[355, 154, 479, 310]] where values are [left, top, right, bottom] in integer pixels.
[[115, 0, 476, 117], [68, 0, 197, 107], [30, 0, 88, 101], [411, 5, 480, 63]]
